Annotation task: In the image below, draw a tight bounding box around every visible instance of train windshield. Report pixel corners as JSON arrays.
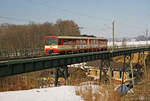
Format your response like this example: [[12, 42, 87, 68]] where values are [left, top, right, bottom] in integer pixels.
[[45, 37, 57, 45]]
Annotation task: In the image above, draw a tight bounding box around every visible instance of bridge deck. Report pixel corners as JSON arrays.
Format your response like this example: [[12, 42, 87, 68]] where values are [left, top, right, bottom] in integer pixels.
[[0, 47, 150, 77]]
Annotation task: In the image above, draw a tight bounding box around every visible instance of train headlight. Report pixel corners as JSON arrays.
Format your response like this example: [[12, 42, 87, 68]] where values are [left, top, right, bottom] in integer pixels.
[[45, 46, 50, 48], [45, 45, 58, 48]]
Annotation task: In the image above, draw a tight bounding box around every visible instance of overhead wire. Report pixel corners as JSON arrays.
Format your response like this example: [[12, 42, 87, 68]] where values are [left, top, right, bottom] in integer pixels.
[[27, 0, 112, 22], [0, 0, 113, 36], [38, 0, 149, 32], [2, 0, 148, 38], [0, 0, 113, 34], [26, 0, 112, 34]]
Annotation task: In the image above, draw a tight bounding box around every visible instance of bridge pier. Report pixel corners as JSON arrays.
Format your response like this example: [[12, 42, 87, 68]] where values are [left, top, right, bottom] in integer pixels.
[[129, 54, 134, 85], [54, 67, 59, 86], [120, 71, 122, 78], [54, 66, 69, 86], [105, 59, 112, 84], [64, 66, 69, 85], [143, 51, 147, 74], [99, 60, 104, 83], [121, 55, 126, 91], [99, 59, 113, 84]]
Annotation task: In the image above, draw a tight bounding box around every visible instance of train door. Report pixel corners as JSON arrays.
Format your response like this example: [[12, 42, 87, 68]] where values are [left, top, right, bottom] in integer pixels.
[[58, 38, 63, 51]]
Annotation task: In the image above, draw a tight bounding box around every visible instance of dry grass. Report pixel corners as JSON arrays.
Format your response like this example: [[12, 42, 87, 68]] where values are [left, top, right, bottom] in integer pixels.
[[75, 52, 150, 101], [123, 53, 150, 101], [69, 68, 94, 85], [124, 69, 150, 101], [75, 84, 121, 101]]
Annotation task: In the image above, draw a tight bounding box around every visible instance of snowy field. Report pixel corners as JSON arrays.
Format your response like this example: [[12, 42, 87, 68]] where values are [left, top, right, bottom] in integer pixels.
[[0, 86, 83, 101], [108, 41, 150, 48]]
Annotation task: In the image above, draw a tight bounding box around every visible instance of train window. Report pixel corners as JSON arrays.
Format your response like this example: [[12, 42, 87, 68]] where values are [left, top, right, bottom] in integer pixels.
[[103, 41, 105, 44], [63, 39, 72, 45], [68, 40, 73, 45], [99, 40, 102, 44], [77, 40, 80, 45], [89, 40, 92, 44], [91, 40, 94, 44], [72, 40, 75, 45], [80, 40, 83, 44], [104, 41, 106, 44], [58, 39, 62, 45], [83, 40, 86, 45], [95, 40, 98, 44], [63, 39, 68, 45], [93, 40, 96, 44], [82, 40, 84, 44], [45, 37, 57, 45], [99, 40, 101, 44]]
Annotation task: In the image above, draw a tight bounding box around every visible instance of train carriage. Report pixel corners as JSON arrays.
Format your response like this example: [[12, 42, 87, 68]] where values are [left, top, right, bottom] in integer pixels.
[[44, 36, 107, 54]]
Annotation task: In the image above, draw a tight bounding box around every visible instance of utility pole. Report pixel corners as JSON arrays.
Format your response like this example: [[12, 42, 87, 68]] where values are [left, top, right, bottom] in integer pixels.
[[146, 29, 148, 46], [112, 20, 115, 51]]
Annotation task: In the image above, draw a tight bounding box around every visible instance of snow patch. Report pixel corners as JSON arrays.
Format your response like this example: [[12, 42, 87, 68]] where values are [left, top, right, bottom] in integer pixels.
[[0, 86, 83, 101]]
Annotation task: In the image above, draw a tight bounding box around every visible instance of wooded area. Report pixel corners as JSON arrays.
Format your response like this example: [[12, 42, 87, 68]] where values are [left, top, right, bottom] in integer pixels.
[[0, 19, 80, 50]]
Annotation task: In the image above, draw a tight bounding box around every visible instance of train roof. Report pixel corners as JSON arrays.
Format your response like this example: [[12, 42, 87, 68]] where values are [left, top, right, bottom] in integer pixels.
[[45, 36, 107, 40]]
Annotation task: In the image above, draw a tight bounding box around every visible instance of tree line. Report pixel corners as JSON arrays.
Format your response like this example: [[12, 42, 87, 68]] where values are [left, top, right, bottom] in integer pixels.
[[0, 19, 80, 50]]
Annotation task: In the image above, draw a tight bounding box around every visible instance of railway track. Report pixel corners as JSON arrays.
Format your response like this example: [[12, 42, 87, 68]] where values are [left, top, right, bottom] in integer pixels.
[[0, 51, 89, 61], [0, 46, 148, 62]]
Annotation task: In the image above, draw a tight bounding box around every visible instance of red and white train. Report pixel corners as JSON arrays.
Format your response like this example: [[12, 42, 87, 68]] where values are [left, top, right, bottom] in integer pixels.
[[44, 36, 108, 54]]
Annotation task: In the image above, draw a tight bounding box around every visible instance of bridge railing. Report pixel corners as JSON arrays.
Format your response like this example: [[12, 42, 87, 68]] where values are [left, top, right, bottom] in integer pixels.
[[108, 44, 149, 50], [0, 48, 45, 60], [0, 44, 149, 60]]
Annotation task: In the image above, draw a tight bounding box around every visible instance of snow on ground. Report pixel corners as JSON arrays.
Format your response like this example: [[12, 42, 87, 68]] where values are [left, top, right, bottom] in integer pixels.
[[108, 41, 150, 47], [0, 86, 83, 101]]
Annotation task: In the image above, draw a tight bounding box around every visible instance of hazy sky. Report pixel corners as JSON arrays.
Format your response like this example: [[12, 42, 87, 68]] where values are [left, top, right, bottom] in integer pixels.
[[0, 0, 150, 38]]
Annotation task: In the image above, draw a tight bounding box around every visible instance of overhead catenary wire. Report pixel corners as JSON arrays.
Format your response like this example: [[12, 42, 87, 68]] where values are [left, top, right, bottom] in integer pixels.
[[0, 0, 113, 37], [28, 0, 150, 38], [1, 0, 149, 38], [29, 0, 149, 31], [26, 0, 113, 31], [25, 0, 113, 38], [27, 0, 113, 22]]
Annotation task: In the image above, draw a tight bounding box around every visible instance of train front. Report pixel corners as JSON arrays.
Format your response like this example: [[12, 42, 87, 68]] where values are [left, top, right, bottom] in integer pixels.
[[44, 36, 58, 54]]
